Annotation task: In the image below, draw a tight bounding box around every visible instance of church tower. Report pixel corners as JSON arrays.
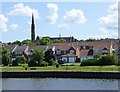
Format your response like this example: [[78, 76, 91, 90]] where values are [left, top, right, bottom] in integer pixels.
[[31, 13, 35, 42]]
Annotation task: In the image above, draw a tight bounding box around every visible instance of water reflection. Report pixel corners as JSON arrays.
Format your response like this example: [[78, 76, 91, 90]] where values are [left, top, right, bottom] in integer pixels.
[[2, 78, 119, 90]]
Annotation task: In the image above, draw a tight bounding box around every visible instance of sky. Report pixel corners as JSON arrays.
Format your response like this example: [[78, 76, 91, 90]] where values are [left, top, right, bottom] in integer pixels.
[[0, 0, 119, 43]]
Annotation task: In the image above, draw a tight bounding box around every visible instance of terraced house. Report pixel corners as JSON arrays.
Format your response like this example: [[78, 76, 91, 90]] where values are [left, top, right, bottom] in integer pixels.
[[3, 40, 119, 64]]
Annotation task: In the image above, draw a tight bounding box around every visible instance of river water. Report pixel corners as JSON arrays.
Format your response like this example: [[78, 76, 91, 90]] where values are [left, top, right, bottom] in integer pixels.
[[1, 78, 120, 90]]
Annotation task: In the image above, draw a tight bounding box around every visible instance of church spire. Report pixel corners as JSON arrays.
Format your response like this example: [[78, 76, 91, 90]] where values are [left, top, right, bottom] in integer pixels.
[[31, 13, 35, 42]]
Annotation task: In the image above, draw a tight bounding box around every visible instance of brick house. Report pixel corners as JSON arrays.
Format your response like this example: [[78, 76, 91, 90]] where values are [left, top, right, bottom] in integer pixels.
[[78, 41, 113, 62], [52, 43, 80, 63]]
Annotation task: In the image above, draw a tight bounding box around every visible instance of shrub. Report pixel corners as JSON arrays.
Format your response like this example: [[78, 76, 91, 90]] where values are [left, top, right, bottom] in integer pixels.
[[40, 61, 48, 66], [81, 59, 98, 66], [16, 56, 27, 64], [28, 61, 39, 67], [12, 59, 18, 66], [98, 54, 115, 65], [48, 59, 57, 66]]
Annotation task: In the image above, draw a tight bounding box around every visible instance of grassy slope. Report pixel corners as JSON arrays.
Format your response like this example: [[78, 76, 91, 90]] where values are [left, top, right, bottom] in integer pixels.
[[0, 65, 119, 72]]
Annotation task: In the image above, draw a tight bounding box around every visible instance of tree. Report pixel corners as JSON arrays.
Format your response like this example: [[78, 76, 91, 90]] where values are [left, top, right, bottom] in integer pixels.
[[39, 38, 51, 45], [52, 39, 60, 43], [1, 47, 10, 66], [36, 36, 40, 41], [52, 39, 66, 43], [31, 48, 45, 65], [22, 39, 33, 46], [12, 40, 21, 45], [45, 49, 56, 65], [59, 38, 66, 43]]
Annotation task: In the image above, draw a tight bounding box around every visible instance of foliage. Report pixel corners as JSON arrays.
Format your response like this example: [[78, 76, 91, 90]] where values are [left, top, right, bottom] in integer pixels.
[[81, 59, 99, 66], [22, 39, 34, 46], [98, 54, 115, 65], [52, 38, 66, 43], [40, 61, 48, 66], [86, 38, 96, 42], [45, 49, 56, 65], [47, 59, 57, 66], [37, 38, 51, 45], [81, 54, 116, 66], [12, 59, 18, 66], [15, 56, 27, 64], [28, 61, 39, 67], [31, 48, 45, 65], [12, 40, 22, 45], [1, 47, 10, 66]]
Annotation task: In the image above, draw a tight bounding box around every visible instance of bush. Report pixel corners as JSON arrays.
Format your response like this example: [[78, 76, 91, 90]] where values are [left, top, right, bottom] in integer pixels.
[[12, 59, 18, 66], [28, 61, 39, 67], [48, 59, 57, 66], [16, 56, 27, 64], [98, 54, 115, 65], [81, 59, 99, 66], [40, 61, 48, 66]]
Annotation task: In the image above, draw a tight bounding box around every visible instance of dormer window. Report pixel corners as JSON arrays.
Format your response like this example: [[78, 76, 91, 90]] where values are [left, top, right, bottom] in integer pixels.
[[102, 47, 108, 54]]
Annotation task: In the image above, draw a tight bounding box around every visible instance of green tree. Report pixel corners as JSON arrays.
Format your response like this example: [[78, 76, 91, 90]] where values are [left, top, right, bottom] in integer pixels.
[[31, 48, 45, 65], [1, 47, 10, 66], [12, 40, 22, 45], [59, 38, 66, 43], [22, 39, 33, 46], [52, 39, 60, 43], [45, 49, 56, 65], [39, 38, 51, 45]]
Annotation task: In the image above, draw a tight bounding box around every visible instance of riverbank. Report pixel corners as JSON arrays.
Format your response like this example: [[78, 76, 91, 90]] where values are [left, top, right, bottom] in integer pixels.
[[2, 71, 120, 79], [1, 65, 119, 72]]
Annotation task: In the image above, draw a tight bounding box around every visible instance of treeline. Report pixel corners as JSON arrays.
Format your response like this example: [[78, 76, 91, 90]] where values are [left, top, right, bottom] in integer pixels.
[[6, 38, 66, 46], [2, 38, 118, 46]]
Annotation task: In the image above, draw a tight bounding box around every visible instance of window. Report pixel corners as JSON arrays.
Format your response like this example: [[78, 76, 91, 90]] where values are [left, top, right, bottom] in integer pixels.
[[56, 49, 61, 54], [64, 50, 67, 54], [70, 50, 74, 54], [102, 47, 108, 54]]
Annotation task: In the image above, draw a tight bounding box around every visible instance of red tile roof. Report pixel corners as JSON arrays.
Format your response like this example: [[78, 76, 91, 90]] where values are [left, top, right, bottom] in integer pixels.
[[80, 50, 89, 56]]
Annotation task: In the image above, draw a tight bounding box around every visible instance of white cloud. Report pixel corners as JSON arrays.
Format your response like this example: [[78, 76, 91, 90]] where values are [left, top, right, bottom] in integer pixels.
[[99, 27, 108, 34], [10, 23, 18, 30], [97, 1, 118, 29], [58, 23, 70, 29], [63, 9, 87, 24], [9, 3, 39, 19], [0, 14, 8, 32], [46, 3, 59, 24]]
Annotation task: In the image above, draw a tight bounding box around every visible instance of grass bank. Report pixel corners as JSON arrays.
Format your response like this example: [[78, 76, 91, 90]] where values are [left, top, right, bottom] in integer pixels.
[[0, 65, 119, 72]]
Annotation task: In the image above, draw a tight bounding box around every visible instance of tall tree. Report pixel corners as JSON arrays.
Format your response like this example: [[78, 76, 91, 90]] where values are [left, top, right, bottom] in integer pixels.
[[45, 49, 56, 65], [31, 48, 45, 65], [1, 47, 10, 66]]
